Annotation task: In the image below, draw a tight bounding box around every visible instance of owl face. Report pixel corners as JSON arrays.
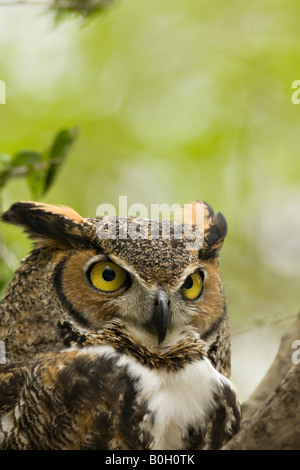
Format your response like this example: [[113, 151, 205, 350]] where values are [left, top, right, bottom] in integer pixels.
[[55, 242, 225, 347], [0, 201, 228, 368]]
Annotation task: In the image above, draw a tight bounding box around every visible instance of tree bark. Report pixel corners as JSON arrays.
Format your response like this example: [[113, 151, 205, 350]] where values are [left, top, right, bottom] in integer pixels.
[[222, 313, 300, 450]]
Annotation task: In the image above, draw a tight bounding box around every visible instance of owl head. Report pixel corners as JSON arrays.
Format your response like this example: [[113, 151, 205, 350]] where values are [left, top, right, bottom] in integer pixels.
[[0, 200, 230, 375]]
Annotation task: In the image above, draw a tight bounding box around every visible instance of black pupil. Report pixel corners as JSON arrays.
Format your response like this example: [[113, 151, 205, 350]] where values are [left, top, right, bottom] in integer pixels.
[[183, 276, 193, 290], [102, 268, 116, 282]]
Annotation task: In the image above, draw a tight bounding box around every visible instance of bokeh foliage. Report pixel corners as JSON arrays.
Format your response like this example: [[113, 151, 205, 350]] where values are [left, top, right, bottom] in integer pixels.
[[0, 0, 300, 399]]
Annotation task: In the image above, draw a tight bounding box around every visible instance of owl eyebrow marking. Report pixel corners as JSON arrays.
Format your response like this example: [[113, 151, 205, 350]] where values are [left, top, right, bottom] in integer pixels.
[[53, 256, 90, 328], [83, 253, 109, 272], [178, 266, 205, 287]]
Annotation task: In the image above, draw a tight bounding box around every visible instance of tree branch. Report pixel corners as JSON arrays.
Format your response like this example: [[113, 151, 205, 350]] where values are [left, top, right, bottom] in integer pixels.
[[223, 313, 300, 450], [2, 158, 63, 179], [0, 0, 113, 9]]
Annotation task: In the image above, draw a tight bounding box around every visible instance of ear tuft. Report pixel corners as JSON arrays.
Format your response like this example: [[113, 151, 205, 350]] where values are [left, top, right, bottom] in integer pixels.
[[200, 201, 228, 260], [174, 200, 227, 259], [1, 201, 94, 249]]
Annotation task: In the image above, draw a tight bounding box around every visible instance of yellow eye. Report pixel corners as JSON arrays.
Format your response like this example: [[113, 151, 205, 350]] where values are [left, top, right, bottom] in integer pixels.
[[89, 261, 128, 292], [182, 272, 203, 300]]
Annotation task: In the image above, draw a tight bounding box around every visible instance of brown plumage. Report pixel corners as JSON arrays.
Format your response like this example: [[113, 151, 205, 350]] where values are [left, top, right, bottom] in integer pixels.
[[0, 201, 240, 450]]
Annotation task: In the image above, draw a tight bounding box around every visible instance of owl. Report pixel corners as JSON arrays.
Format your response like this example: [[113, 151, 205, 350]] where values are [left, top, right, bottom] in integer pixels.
[[0, 200, 240, 450]]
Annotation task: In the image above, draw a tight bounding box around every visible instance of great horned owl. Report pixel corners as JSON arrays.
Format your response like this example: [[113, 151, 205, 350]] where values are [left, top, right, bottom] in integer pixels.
[[0, 201, 240, 450]]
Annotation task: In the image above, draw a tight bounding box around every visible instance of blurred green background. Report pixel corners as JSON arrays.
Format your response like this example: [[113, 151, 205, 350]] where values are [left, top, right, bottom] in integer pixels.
[[0, 0, 300, 401]]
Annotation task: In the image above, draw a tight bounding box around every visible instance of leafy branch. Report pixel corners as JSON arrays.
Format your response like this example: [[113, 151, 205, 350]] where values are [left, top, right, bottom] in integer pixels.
[[0, 0, 116, 19], [0, 127, 79, 296], [0, 127, 78, 199]]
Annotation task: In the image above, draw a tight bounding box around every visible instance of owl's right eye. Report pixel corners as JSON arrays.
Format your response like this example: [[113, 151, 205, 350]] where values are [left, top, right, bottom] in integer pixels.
[[181, 271, 204, 300], [88, 261, 129, 293]]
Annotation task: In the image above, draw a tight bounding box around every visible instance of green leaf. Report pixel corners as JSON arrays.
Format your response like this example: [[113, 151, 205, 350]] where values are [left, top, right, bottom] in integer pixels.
[[9, 151, 44, 199], [0, 154, 12, 190], [42, 127, 79, 195], [26, 167, 46, 200], [10, 151, 41, 168], [0, 167, 12, 190], [0, 127, 78, 198], [48, 127, 79, 160]]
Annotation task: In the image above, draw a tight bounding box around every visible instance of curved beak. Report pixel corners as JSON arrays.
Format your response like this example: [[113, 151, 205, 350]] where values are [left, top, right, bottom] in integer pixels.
[[152, 291, 170, 345]]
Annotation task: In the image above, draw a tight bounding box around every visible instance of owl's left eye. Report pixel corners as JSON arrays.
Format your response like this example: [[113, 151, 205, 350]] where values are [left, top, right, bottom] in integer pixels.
[[89, 261, 128, 293], [181, 271, 204, 300]]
